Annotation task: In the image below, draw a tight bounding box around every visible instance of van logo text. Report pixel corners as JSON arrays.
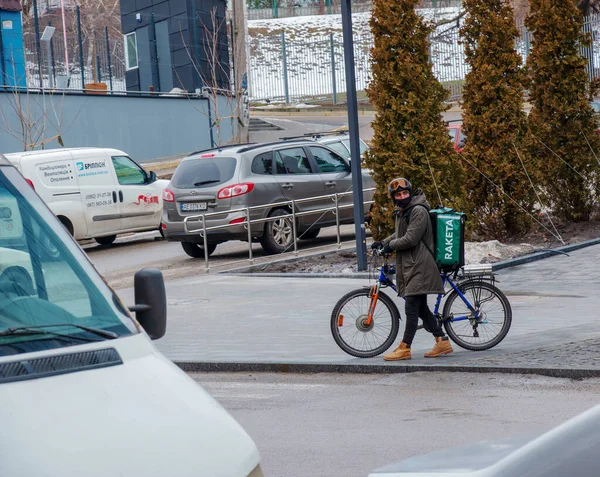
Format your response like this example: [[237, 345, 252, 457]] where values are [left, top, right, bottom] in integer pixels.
[[131, 194, 159, 206]]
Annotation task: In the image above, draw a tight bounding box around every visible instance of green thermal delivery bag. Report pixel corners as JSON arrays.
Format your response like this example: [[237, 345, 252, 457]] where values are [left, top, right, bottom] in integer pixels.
[[428, 208, 466, 271]]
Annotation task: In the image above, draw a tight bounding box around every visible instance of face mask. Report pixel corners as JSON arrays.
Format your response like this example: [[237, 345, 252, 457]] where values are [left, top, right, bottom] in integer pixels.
[[394, 197, 412, 209]]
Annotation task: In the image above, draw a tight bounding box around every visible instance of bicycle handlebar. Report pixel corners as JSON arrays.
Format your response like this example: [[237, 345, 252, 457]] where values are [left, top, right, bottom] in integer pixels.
[[372, 247, 392, 259]]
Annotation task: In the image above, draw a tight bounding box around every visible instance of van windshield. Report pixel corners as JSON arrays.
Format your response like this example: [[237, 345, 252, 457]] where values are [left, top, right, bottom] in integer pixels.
[[0, 167, 136, 357]]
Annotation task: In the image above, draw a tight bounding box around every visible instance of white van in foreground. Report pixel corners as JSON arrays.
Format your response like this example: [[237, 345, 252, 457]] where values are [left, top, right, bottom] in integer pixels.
[[4, 148, 168, 246], [0, 153, 262, 477]]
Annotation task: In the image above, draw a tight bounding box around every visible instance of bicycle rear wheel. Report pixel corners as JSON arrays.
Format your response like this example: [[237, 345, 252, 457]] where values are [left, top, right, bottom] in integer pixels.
[[330, 288, 400, 358], [443, 281, 512, 351]]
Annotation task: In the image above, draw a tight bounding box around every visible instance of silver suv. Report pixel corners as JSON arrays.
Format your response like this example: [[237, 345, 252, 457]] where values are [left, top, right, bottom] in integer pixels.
[[314, 131, 370, 160], [162, 140, 375, 257], [281, 130, 370, 160]]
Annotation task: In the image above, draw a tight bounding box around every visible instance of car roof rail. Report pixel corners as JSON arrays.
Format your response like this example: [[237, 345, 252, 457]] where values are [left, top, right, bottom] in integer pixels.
[[280, 130, 350, 142], [187, 143, 256, 157], [237, 139, 311, 153], [280, 135, 312, 141], [305, 130, 349, 139]]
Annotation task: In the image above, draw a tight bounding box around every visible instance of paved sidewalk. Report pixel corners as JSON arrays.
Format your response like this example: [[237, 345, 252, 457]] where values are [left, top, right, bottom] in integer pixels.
[[116, 243, 600, 378]]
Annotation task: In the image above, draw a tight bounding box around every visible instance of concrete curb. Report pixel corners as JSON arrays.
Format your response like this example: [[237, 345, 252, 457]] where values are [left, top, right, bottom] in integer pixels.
[[175, 361, 600, 379], [491, 237, 600, 271], [220, 237, 600, 279]]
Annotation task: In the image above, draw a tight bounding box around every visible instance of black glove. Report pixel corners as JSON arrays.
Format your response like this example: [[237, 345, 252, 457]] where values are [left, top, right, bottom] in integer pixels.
[[370, 241, 383, 250], [382, 242, 393, 254]]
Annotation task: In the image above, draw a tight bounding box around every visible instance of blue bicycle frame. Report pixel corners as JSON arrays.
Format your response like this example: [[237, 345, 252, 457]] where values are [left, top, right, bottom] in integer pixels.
[[375, 263, 480, 323]]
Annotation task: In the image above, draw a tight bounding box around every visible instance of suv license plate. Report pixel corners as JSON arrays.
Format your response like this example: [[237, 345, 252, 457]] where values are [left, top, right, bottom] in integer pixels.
[[181, 202, 207, 212]]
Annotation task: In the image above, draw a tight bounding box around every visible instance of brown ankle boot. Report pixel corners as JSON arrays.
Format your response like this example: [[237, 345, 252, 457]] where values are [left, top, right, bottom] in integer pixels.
[[384, 342, 411, 361], [424, 336, 453, 358]]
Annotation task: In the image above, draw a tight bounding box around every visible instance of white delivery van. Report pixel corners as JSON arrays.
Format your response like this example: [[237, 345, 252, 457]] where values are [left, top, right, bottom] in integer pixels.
[[3, 148, 169, 246], [0, 153, 263, 477]]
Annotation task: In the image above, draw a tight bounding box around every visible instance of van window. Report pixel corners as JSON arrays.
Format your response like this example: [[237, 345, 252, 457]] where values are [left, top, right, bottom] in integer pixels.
[[0, 167, 135, 357], [112, 156, 147, 185], [171, 157, 236, 189]]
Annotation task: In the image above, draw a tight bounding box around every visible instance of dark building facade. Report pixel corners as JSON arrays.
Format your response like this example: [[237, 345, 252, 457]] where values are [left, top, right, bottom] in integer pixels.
[[120, 0, 229, 93]]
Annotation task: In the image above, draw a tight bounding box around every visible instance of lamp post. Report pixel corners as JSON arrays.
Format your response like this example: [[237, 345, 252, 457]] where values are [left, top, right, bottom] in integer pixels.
[[340, 0, 367, 271], [60, 0, 70, 85]]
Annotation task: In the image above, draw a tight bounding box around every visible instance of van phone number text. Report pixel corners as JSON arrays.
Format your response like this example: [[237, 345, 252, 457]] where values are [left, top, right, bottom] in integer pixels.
[[85, 192, 113, 208]]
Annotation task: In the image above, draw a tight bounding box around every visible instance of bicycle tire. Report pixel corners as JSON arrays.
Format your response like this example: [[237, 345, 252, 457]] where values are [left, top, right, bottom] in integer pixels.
[[443, 281, 512, 351], [330, 288, 400, 358]]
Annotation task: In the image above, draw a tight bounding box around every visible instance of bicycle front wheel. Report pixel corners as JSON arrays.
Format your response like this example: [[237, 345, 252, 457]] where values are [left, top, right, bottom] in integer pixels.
[[330, 288, 400, 358], [443, 281, 512, 351]]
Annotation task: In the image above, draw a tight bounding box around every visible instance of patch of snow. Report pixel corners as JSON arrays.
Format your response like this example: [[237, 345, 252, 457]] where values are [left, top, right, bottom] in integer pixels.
[[254, 102, 320, 109], [465, 240, 535, 265]]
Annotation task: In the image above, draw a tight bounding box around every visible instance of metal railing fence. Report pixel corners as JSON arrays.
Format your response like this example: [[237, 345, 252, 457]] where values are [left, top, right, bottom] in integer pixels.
[[246, 0, 462, 21], [249, 32, 373, 103], [183, 187, 376, 273], [22, 27, 126, 92], [248, 13, 600, 104], [14, 8, 600, 104]]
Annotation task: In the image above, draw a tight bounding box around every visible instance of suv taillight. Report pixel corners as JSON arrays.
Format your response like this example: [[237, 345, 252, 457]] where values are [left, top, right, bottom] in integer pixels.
[[162, 189, 175, 202], [217, 183, 254, 199]]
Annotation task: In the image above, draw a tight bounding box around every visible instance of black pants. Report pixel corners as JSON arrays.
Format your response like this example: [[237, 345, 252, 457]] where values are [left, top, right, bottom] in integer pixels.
[[403, 294, 444, 346]]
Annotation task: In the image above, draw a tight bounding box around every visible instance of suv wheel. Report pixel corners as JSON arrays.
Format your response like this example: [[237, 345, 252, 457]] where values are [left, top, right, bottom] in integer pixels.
[[260, 208, 294, 255], [181, 242, 217, 258]]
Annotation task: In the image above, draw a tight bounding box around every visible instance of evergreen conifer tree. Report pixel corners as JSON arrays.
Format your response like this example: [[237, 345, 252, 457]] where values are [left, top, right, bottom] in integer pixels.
[[526, 0, 600, 222], [460, 0, 534, 238], [365, 0, 465, 239]]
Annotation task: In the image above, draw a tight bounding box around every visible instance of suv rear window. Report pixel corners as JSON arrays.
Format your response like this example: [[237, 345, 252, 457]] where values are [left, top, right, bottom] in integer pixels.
[[171, 157, 237, 189], [251, 152, 273, 175]]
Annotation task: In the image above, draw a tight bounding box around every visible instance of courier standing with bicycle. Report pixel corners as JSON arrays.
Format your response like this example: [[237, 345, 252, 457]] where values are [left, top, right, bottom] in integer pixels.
[[371, 178, 453, 361]]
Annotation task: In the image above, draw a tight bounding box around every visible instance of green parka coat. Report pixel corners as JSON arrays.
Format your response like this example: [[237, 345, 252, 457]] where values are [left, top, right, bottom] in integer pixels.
[[383, 190, 444, 297]]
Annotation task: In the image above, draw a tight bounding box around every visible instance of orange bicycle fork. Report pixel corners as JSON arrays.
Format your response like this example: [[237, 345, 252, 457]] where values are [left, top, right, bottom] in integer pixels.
[[364, 284, 380, 326]]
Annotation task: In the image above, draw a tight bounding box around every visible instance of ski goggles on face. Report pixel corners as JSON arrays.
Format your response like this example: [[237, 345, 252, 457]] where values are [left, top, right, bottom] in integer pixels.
[[389, 178, 410, 190]]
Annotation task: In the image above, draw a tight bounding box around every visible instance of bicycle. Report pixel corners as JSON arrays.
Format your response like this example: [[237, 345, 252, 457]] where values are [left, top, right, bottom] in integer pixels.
[[330, 250, 512, 358]]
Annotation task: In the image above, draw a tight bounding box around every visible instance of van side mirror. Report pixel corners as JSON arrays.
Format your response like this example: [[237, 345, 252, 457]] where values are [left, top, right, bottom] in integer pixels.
[[129, 268, 167, 340], [148, 171, 157, 183]]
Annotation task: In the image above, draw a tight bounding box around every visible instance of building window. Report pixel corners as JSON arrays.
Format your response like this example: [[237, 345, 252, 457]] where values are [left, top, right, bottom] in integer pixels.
[[124, 32, 138, 70]]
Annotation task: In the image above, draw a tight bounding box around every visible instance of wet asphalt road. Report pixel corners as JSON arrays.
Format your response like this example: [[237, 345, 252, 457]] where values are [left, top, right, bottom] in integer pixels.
[[82, 224, 361, 289], [190, 371, 600, 477]]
